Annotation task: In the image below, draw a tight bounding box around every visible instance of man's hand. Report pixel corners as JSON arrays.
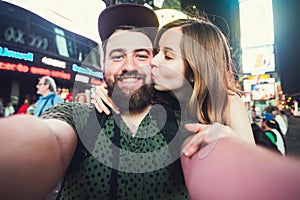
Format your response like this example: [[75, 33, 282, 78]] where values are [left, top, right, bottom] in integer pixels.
[[181, 123, 237, 158]]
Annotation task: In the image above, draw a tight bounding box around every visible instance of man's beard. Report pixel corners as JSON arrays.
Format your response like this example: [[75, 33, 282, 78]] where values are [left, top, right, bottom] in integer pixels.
[[105, 74, 154, 113]]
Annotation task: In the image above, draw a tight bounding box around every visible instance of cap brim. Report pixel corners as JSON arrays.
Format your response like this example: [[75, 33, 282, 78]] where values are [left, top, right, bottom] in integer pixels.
[[98, 4, 159, 42]]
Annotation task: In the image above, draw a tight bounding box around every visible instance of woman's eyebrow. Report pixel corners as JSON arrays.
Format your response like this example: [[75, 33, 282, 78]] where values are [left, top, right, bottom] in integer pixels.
[[162, 47, 175, 52]]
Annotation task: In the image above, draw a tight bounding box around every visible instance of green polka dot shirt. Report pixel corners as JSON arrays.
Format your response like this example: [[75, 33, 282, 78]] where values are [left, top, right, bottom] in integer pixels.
[[42, 102, 191, 200]]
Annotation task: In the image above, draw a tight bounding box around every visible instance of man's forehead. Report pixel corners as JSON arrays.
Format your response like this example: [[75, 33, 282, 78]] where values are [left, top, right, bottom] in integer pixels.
[[106, 30, 153, 52]]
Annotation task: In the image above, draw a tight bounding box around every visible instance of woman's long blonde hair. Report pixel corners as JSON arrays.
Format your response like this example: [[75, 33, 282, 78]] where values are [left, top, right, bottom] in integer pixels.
[[155, 18, 239, 125]]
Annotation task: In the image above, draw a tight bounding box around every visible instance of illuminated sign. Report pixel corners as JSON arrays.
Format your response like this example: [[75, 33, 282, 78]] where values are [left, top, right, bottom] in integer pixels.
[[0, 61, 71, 80], [75, 74, 89, 83], [239, 0, 275, 75], [30, 66, 71, 80], [90, 78, 103, 86], [0, 61, 29, 72], [41, 56, 67, 69], [72, 64, 103, 79], [251, 83, 275, 101], [0, 46, 33, 61]]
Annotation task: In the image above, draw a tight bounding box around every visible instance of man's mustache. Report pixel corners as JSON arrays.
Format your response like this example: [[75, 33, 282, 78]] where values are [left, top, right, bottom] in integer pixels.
[[115, 71, 144, 81]]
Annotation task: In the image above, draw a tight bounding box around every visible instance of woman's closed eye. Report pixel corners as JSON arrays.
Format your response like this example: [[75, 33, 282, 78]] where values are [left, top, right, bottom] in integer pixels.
[[164, 51, 174, 60]]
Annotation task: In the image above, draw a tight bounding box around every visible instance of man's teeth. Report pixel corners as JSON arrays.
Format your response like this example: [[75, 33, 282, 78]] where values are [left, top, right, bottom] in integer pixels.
[[119, 77, 141, 82], [122, 78, 138, 82]]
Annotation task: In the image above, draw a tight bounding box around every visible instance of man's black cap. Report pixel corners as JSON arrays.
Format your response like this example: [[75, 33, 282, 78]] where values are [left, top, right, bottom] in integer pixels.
[[98, 4, 159, 42]]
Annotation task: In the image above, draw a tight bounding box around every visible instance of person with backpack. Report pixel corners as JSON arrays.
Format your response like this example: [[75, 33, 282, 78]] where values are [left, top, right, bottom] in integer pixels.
[[33, 76, 64, 117], [250, 123, 279, 152], [262, 113, 286, 156]]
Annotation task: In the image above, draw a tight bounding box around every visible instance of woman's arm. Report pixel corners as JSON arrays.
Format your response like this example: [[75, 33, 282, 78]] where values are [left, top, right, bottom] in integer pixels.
[[181, 137, 300, 200], [0, 115, 77, 199]]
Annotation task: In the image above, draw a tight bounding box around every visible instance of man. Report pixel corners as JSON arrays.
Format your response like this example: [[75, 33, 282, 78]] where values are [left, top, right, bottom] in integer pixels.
[[0, 4, 190, 199], [33, 75, 64, 116]]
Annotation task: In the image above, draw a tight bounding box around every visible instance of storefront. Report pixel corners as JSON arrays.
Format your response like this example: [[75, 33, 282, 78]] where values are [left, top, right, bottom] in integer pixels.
[[0, 45, 103, 104], [0, 1, 103, 106]]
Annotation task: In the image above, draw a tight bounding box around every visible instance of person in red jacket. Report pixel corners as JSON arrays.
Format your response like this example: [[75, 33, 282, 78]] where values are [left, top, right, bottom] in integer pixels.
[[16, 98, 30, 114]]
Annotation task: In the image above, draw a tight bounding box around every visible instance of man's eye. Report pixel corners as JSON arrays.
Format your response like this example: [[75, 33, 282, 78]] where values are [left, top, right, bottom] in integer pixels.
[[136, 54, 149, 60], [111, 55, 123, 61]]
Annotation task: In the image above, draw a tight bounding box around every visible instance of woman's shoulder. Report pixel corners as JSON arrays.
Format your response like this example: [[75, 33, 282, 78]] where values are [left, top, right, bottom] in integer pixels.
[[228, 92, 243, 102]]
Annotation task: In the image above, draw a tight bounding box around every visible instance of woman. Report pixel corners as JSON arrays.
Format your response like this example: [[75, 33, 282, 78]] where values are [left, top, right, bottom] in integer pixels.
[[95, 17, 255, 151], [74, 93, 89, 104], [151, 18, 255, 152]]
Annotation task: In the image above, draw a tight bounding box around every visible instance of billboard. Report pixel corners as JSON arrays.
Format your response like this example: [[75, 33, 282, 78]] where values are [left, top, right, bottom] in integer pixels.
[[251, 83, 275, 101], [242, 44, 275, 74], [239, 0, 275, 75]]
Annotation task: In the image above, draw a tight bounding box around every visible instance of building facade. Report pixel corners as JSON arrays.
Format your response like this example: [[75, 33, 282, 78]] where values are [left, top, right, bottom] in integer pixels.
[[0, 1, 103, 106]]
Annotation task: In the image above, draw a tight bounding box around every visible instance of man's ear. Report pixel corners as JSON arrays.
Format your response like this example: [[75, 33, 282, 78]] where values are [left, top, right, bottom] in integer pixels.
[[45, 83, 51, 91]]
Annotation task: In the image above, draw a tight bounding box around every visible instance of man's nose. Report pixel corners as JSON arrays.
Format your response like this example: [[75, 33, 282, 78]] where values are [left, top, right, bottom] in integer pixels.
[[121, 56, 138, 72]]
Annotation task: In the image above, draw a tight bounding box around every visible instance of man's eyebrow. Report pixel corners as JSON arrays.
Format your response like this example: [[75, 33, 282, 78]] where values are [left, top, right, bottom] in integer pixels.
[[134, 48, 152, 55], [109, 48, 152, 57]]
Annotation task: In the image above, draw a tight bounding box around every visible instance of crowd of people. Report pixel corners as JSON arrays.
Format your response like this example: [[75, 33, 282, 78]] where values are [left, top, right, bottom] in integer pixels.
[[1, 3, 300, 200], [0, 76, 90, 119], [249, 105, 289, 156]]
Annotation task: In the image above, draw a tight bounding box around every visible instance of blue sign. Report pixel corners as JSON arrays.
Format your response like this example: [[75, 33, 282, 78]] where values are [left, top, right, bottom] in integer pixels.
[[72, 64, 103, 79], [0, 46, 34, 61]]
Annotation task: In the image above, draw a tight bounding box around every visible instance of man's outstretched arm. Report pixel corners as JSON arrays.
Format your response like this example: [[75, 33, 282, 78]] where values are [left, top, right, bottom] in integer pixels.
[[0, 114, 77, 200]]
